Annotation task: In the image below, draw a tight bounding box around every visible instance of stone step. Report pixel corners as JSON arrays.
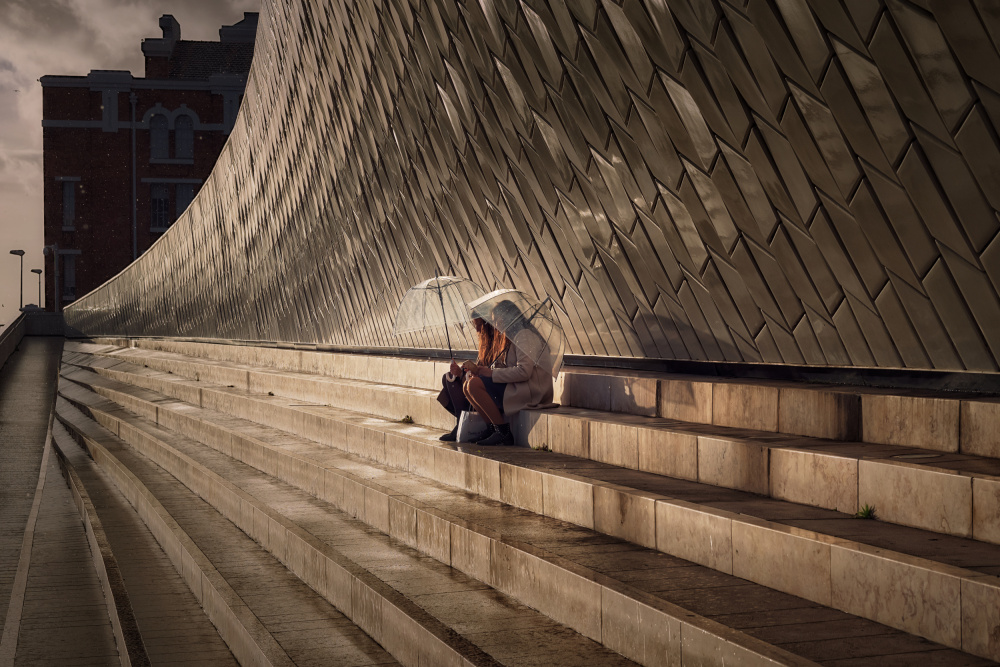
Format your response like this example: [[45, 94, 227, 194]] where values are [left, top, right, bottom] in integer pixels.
[[55, 386, 641, 667], [61, 374, 1000, 667], [63, 349, 1000, 546], [75, 338, 1000, 456], [51, 421, 238, 666], [54, 396, 403, 667], [58, 359, 1000, 662]]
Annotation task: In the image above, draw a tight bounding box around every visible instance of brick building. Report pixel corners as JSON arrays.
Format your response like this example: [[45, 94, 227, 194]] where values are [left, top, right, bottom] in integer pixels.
[[41, 13, 257, 309]]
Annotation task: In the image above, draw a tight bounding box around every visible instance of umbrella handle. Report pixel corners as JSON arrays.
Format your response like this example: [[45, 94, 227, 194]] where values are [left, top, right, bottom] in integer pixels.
[[436, 272, 454, 358]]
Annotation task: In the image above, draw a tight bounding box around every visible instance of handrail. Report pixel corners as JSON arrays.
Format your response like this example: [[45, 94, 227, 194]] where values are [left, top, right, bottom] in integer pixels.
[[0, 313, 28, 371]]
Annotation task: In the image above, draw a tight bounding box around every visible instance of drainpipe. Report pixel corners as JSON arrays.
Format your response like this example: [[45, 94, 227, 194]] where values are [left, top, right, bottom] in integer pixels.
[[130, 92, 138, 261], [42, 244, 59, 313]]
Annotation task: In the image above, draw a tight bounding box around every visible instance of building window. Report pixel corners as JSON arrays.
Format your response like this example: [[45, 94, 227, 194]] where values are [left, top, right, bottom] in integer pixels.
[[62, 181, 76, 230], [62, 254, 77, 301], [175, 115, 194, 159], [151, 184, 171, 230], [150, 114, 169, 159], [176, 183, 194, 217]]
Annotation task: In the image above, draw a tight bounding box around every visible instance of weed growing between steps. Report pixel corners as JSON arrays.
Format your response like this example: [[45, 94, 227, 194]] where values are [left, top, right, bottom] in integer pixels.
[[399, 415, 414, 424], [855, 504, 877, 520]]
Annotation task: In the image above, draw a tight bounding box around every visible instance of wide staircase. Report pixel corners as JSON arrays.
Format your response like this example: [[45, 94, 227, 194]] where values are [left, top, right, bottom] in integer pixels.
[[49, 337, 1000, 665]]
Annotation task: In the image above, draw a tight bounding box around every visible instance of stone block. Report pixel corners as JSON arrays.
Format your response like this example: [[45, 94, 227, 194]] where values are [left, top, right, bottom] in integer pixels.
[[465, 453, 501, 500], [364, 485, 391, 533], [565, 373, 612, 411], [778, 387, 861, 440], [351, 578, 384, 644], [542, 472, 594, 529], [656, 500, 734, 574], [858, 460, 972, 537], [593, 484, 657, 549], [712, 383, 779, 432], [637, 597, 683, 666], [383, 433, 411, 470], [732, 518, 832, 606], [831, 543, 963, 649], [697, 436, 770, 495], [637, 426, 698, 480], [610, 375, 658, 416], [589, 420, 639, 469], [490, 541, 602, 641], [407, 440, 435, 479], [450, 522, 492, 584], [973, 476, 1000, 545], [659, 379, 713, 424], [601, 586, 643, 663], [388, 497, 418, 549], [417, 508, 452, 565], [343, 476, 366, 518], [862, 394, 960, 452], [500, 463, 544, 513], [512, 409, 547, 449], [770, 447, 858, 513], [961, 575, 1000, 661], [547, 413, 589, 458], [434, 446, 466, 488], [961, 400, 1000, 458]]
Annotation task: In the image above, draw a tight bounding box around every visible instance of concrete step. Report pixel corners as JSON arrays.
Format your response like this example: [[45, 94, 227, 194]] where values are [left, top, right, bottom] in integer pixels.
[[74, 338, 1000, 456], [55, 386, 641, 667], [58, 359, 1000, 663], [63, 349, 1000, 546], [54, 396, 403, 667], [52, 421, 238, 665]]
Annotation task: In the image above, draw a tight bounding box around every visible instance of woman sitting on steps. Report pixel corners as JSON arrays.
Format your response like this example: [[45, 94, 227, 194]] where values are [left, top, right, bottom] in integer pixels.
[[438, 316, 554, 447]]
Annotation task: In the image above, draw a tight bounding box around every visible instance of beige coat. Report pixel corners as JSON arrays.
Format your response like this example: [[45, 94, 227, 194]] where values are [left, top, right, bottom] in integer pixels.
[[490, 344, 556, 415]]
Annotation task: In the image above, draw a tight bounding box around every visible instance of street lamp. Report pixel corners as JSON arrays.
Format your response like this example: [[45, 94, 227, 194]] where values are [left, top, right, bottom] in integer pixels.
[[31, 269, 42, 307], [9, 250, 24, 310]]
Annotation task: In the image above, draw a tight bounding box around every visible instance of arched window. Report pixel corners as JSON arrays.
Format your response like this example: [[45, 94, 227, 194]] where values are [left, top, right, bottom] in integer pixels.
[[150, 114, 169, 159], [175, 114, 194, 159]]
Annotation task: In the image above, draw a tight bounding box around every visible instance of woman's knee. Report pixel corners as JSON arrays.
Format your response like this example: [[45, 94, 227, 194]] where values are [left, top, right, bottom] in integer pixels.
[[465, 376, 484, 392]]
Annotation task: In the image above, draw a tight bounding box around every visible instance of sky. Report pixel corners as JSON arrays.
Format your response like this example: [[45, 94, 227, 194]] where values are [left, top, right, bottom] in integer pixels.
[[0, 0, 259, 328]]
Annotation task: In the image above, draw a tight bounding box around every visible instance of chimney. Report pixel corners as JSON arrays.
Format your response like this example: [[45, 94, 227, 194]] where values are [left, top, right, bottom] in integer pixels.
[[141, 15, 181, 78], [219, 12, 259, 43]]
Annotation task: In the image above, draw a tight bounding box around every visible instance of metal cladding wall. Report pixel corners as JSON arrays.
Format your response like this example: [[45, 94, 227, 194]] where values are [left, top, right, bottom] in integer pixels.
[[66, 0, 1000, 372]]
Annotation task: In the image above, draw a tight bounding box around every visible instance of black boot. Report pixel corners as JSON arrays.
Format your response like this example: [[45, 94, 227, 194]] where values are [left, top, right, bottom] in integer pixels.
[[439, 424, 458, 442], [477, 423, 513, 446], [469, 423, 494, 443]]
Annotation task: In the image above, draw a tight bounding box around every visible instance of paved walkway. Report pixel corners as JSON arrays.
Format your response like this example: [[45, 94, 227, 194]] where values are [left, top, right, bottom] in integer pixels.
[[0, 338, 63, 633], [13, 452, 117, 665], [0, 337, 118, 664]]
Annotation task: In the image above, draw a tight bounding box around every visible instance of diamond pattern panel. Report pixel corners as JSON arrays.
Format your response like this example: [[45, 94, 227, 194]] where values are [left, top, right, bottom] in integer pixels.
[[66, 0, 1000, 372]]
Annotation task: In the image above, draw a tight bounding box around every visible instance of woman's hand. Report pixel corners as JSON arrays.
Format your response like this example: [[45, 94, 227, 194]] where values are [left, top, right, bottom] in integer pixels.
[[461, 360, 478, 375], [450, 360, 461, 376]]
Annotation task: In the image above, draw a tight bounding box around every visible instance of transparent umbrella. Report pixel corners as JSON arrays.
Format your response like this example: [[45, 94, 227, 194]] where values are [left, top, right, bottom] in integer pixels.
[[467, 289, 566, 377], [393, 275, 487, 357]]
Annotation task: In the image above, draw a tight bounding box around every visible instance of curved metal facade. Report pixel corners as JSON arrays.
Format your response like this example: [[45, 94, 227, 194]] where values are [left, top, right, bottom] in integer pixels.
[[67, 0, 1000, 372]]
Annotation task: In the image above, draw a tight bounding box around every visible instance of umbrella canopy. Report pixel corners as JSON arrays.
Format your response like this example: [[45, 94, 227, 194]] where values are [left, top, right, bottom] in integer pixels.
[[468, 289, 566, 377], [393, 276, 487, 355]]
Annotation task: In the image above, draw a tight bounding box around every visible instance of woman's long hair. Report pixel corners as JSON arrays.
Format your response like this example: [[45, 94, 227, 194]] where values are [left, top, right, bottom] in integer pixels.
[[476, 320, 510, 367]]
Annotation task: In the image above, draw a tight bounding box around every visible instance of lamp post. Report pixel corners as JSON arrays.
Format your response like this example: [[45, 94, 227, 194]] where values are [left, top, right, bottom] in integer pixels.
[[42, 245, 59, 313], [9, 250, 24, 310], [31, 269, 42, 307]]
